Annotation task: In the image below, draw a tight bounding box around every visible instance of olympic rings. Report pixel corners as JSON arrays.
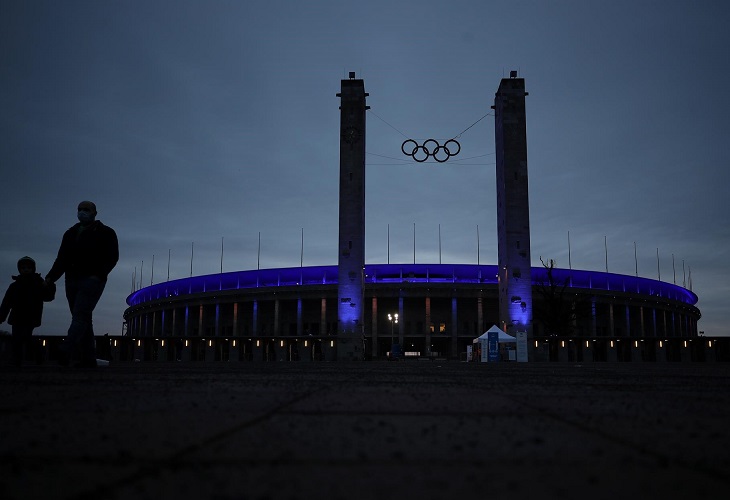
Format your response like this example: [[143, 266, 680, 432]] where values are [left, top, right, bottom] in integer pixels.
[[401, 139, 461, 163]]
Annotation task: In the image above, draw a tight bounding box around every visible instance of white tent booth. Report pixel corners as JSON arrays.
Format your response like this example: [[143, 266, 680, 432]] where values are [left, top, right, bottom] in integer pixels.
[[472, 325, 517, 362]]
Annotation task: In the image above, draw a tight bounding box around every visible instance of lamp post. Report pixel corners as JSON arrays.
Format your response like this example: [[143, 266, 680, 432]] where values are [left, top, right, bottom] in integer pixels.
[[388, 313, 399, 350]]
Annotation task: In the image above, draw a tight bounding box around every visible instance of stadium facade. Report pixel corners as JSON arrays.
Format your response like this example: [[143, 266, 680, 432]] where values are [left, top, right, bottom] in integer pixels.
[[122, 263, 700, 362], [122, 73, 702, 362]]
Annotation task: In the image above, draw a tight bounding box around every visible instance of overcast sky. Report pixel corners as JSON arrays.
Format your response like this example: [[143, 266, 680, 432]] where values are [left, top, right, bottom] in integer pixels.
[[2, 0, 728, 338]]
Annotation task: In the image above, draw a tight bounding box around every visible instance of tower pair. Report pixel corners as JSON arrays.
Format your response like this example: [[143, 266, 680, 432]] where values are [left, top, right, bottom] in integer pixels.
[[335, 72, 532, 360]]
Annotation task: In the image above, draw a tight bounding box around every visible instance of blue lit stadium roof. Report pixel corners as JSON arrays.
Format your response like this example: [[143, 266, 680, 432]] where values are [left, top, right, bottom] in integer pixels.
[[126, 264, 698, 307]]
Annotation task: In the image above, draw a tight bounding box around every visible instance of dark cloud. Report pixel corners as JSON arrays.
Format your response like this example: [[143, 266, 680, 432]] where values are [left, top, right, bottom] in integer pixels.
[[1, 0, 728, 336]]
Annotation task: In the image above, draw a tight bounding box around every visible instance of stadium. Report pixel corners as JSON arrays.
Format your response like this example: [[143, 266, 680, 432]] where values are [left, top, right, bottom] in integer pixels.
[[121, 73, 706, 363], [122, 262, 701, 362]]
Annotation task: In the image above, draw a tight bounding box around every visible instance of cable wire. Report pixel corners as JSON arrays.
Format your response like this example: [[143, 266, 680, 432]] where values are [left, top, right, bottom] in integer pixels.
[[368, 109, 493, 140], [367, 108, 494, 163], [367, 109, 410, 139], [366, 151, 411, 163], [366, 151, 494, 164], [452, 112, 493, 139]]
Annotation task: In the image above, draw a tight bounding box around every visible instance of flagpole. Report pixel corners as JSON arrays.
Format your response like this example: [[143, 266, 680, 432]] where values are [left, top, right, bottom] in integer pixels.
[[167, 249, 171, 281], [220, 237, 224, 274], [672, 253, 676, 284], [634, 241, 638, 277], [387, 224, 390, 265], [190, 242, 194, 277], [257, 232, 261, 270], [477, 224, 480, 266], [656, 248, 660, 281], [688, 265, 692, 290], [413, 222, 416, 264], [438, 224, 442, 265], [568, 231, 572, 270], [151, 254, 154, 286], [604, 236, 608, 273], [300, 228, 304, 268]]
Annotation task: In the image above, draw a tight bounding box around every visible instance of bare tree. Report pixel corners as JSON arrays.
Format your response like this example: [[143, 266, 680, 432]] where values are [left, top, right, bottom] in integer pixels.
[[533, 257, 587, 337]]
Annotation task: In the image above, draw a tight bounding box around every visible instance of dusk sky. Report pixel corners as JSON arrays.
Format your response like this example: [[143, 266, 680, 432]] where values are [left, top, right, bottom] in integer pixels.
[[1, 0, 728, 338]]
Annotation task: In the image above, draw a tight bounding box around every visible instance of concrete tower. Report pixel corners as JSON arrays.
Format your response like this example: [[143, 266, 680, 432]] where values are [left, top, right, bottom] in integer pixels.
[[336, 73, 369, 360], [493, 72, 533, 337]]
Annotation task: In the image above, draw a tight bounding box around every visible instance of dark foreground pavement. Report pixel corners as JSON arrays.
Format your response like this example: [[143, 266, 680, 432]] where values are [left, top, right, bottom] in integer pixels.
[[1, 361, 729, 500]]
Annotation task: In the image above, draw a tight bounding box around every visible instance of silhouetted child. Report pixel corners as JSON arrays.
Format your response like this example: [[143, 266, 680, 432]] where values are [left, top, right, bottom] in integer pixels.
[[0, 257, 55, 366]]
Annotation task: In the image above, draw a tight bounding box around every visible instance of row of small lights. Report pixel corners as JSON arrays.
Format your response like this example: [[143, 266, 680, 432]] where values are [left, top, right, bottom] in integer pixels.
[[37, 338, 714, 349], [128, 338, 336, 348], [537, 339, 714, 348]]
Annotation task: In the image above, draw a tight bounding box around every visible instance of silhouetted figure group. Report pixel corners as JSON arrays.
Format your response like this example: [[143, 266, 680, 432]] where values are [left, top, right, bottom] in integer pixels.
[[0, 200, 118, 368]]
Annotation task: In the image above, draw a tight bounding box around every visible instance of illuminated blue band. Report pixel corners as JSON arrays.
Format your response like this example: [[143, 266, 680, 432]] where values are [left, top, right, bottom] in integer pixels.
[[126, 264, 698, 307]]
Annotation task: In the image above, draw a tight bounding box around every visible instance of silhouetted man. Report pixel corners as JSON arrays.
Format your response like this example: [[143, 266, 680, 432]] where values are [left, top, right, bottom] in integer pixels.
[[46, 201, 119, 367]]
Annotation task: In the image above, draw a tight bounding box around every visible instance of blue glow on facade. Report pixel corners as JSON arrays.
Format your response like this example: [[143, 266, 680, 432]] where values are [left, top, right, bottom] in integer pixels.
[[126, 264, 698, 307]]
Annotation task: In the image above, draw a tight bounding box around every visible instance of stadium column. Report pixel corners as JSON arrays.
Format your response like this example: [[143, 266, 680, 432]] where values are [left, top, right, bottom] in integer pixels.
[[639, 306, 645, 336], [609, 303, 615, 335], [215, 304, 220, 336], [320, 298, 327, 336], [398, 296, 404, 345], [232, 303, 238, 336], [451, 296, 458, 359], [477, 296, 483, 334], [493, 72, 533, 337], [336, 72, 369, 360], [297, 298, 303, 336], [591, 300, 597, 337], [425, 296, 431, 355], [371, 297, 378, 358], [184, 305, 190, 336], [274, 299, 280, 336]]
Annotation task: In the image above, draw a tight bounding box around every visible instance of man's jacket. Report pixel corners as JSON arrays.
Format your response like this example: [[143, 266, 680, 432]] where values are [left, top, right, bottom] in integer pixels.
[[47, 221, 119, 283]]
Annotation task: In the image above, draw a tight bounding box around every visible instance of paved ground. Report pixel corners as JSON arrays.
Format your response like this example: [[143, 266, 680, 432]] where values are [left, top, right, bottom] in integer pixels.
[[1, 361, 729, 500]]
